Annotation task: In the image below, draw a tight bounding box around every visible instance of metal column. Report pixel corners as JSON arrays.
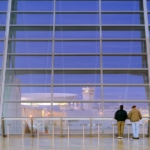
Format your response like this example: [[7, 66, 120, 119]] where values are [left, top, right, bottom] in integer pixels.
[[0, 0, 12, 128], [1, 118, 5, 137], [143, 0, 150, 117], [50, 0, 56, 117]]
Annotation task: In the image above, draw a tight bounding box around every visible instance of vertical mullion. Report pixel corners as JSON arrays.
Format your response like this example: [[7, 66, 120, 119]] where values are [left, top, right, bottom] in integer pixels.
[[50, 0, 56, 117], [143, 0, 150, 115], [0, 0, 12, 126], [99, 0, 104, 116]]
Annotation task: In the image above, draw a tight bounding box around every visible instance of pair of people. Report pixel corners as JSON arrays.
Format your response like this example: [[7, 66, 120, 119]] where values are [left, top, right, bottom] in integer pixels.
[[114, 105, 142, 139]]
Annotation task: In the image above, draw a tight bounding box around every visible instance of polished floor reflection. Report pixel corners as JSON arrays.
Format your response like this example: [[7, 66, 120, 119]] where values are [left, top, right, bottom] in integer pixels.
[[0, 136, 150, 150]]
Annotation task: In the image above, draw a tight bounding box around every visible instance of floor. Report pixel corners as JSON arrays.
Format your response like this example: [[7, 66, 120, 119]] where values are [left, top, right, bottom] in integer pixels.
[[0, 136, 150, 150]]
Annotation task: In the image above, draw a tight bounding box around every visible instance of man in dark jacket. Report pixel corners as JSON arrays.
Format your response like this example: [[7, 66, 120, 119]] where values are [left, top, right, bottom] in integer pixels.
[[114, 105, 127, 139]]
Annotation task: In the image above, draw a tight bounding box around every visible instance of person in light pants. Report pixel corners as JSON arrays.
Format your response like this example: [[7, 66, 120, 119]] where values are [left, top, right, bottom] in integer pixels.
[[128, 105, 142, 139], [132, 122, 139, 138]]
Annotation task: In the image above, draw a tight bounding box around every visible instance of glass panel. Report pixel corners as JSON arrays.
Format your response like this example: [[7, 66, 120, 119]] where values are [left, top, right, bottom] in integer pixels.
[[0, 71, 2, 83], [54, 70, 100, 84], [5, 70, 51, 84], [53, 86, 101, 100], [52, 102, 101, 117], [8, 41, 52, 54], [4, 86, 51, 101], [3, 120, 22, 134], [103, 70, 148, 84], [0, 28, 5, 38], [55, 27, 100, 39], [103, 103, 149, 118], [148, 14, 150, 24], [102, 41, 146, 53], [0, 56, 3, 68], [102, 14, 144, 24], [7, 56, 52, 68], [56, 0, 99, 11], [56, 13, 99, 25], [9, 27, 53, 39], [102, 30, 145, 39], [0, 41, 4, 53], [55, 41, 100, 54], [3, 102, 51, 117], [11, 13, 53, 25], [54, 56, 100, 68], [0, 14, 6, 25], [102, 0, 143, 11], [103, 86, 149, 100], [147, 0, 150, 11], [103, 56, 147, 68], [0, 1, 8, 11], [12, 0, 54, 11]]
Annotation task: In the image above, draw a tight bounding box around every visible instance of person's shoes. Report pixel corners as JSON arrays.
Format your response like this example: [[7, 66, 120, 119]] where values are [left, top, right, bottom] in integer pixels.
[[133, 137, 135, 139], [120, 137, 123, 139], [135, 137, 139, 139], [117, 137, 121, 139]]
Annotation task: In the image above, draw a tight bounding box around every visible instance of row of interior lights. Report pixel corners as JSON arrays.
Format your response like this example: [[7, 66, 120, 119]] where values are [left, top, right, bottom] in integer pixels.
[[29, 112, 51, 118]]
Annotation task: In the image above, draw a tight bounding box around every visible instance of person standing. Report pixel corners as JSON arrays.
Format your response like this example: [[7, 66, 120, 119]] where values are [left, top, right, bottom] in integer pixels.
[[114, 105, 128, 139], [128, 105, 142, 139]]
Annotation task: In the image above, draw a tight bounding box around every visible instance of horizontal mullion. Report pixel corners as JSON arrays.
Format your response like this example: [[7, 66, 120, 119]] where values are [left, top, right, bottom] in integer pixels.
[[102, 39, 146, 41], [102, 68, 148, 71], [0, 25, 6, 27], [11, 11, 53, 14], [51, 84, 100, 86], [4, 84, 149, 86], [102, 24, 144, 27], [7, 53, 53, 56], [8, 38, 146, 41], [54, 53, 100, 56], [102, 26, 144, 30], [53, 83, 149, 86], [2, 117, 148, 120], [54, 68, 101, 70], [55, 24, 100, 27], [3, 100, 150, 103], [6, 68, 53, 71], [10, 25, 101, 27], [1, 100, 103, 103], [103, 84, 149, 86], [53, 84, 148, 86], [9, 10, 144, 14], [102, 53, 147, 56], [8, 38, 53, 41], [5, 68, 101, 71], [9, 24, 145, 27], [7, 53, 100, 56], [5, 68, 148, 71], [20, 53, 150, 56], [101, 11, 144, 14], [0, 11, 7, 14], [56, 11, 99, 14], [10, 25, 53, 27], [5, 84, 52, 86], [4, 84, 100, 86], [103, 100, 150, 103]]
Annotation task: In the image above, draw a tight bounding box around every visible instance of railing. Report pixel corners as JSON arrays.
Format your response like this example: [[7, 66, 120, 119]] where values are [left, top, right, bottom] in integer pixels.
[[1, 117, 150, 139]]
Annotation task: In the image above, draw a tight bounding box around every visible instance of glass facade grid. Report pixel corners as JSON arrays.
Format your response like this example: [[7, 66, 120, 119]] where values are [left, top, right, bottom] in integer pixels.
[[0, 0, 150, 135]]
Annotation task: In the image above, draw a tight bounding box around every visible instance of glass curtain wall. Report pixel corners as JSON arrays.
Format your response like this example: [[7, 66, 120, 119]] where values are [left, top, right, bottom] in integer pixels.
[[0, 0, 150, 134]]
